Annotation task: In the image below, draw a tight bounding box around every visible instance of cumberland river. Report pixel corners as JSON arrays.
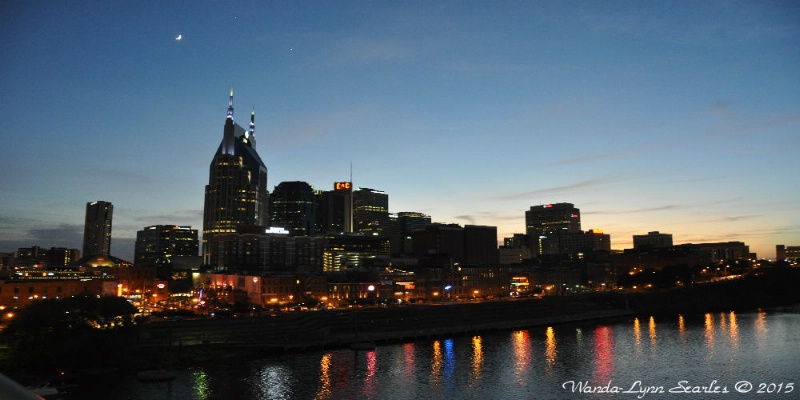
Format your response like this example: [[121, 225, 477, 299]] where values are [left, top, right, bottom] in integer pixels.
[[69, 308, 800, 399]]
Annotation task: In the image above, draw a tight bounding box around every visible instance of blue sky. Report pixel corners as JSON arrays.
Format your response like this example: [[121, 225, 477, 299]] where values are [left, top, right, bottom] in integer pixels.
[[1, 1, 798, 261]]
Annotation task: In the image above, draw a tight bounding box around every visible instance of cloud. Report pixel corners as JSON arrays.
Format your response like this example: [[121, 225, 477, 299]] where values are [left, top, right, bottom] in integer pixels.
[[700, 215, 758, 223], [492, 176, 621, 201], [586, 205, 680, 215], [133, 209, 204, 223], [0, 223, 83, 252]]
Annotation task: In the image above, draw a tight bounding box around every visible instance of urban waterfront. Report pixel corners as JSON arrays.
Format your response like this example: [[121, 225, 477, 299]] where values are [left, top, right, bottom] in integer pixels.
[[66, 307, 800, 399]]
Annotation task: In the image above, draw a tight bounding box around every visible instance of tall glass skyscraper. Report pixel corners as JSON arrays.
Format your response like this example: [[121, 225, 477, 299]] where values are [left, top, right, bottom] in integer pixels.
[[83, 200, 113, 257], [203, 89, 269, 266]]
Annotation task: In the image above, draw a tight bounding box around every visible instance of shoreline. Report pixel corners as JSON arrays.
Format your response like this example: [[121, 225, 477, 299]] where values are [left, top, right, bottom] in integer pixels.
[[134, 267, 800, 365]]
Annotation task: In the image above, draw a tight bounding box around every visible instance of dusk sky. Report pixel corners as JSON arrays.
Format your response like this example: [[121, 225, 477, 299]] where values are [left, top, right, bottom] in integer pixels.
[[2, 1, 798, 261]]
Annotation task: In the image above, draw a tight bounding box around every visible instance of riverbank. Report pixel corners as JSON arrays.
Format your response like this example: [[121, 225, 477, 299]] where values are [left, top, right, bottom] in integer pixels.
[[594, 266, 800, 316], [134, 296, 632, 367]]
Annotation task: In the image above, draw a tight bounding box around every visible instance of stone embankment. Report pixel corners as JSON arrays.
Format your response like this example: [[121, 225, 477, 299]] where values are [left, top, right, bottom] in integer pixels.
[[136, 297, 632, 353]]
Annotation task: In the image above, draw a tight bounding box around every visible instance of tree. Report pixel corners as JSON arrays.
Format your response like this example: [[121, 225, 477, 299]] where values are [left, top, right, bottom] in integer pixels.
[[1, 296, 138, 377]]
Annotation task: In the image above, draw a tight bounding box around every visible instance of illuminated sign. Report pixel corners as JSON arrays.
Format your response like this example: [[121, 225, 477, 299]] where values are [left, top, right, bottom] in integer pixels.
[[334, 181, 352, 191]]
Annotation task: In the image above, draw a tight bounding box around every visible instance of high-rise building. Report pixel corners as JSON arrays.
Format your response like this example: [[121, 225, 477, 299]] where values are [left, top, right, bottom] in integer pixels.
[[557, 229, 611, 258], [391, 212, 431, 255], [353, 187, 389, 236], [412, 223, 466, 264], [525, 203, 581, 255], [318, 182, 353, 234], [633, 231, 673, 250], [83, 200, 113, 258], [46, 247, 80, 267], [464, 225, 499, 265], [203, 89, 269, 266], [135, 225, 199, 265], [270, 181, 317, 236]]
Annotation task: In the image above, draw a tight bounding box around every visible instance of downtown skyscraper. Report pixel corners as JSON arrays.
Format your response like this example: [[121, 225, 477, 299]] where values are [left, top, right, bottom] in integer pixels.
[[83, 200, 113, 258], [203, 89, 269, 266]]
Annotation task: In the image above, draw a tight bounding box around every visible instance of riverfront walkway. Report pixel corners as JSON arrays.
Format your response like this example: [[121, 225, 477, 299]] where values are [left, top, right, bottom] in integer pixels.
[[136, 297, 633, 352]]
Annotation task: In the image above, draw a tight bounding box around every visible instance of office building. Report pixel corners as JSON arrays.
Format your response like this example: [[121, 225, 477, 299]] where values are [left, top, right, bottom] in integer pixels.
[[776, 245, 800, 261], [557, 229, 611, 258], [83, 200, 113, 258], [134, 225, 199, 265], [633, 231, 673, 250], [525, 203, 581, 256], [318, 182, 353, 234], [393, 212, 431, 255], [46, 247, 80, 267], [271, 181, 317, 236], [412, 224, 466, 265], [464, 225, 499, 265], [353, 187, 389, 236], [203, 89, 269, 265]]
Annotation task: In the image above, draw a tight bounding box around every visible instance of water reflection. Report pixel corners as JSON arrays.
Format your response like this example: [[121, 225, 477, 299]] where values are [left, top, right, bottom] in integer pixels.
[[431, 340, 442, 384], [362, 351, 377, 398], [471, 336, 483, 386], [755, 310, 767, 336], [545, 326, 557, 371], [632, 317, 642, 351], [314, 354, 332, 400], [512, 330, 531, 385], [80, 310, 800, 400], [403, 342, 415, 381], [191, 369, 210, 400], [255, 365, 292, 400], [729, 311, 739, 348], [443, 338, 455, 385], [648, 316, 657, 351], [592, 326, 614, 385], [704, 313, 715, 349]]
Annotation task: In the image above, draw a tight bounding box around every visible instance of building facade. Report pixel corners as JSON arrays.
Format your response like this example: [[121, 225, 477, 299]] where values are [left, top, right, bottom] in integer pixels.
[[134, 225, 199, 265], [353, 187, 389, 236], [317, 182, 353, 234], [203, 90, 269, 266], [270, 181, 317, 236], [633, 231, 673, 250], [525, 203, 581, 256], [392, 212, 431, 255], [83, 200, 113, 258]]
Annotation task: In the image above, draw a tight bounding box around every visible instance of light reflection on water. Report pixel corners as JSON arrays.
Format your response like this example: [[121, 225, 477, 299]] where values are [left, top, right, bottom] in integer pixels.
[[71, 309, 800, 399]]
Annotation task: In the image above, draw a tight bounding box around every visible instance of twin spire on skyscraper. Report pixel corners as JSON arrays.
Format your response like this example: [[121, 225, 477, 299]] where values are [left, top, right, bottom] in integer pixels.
[[222, 87, 257, 153]]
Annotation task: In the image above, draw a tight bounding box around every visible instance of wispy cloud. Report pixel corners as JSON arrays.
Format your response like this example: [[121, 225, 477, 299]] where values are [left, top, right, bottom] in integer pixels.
[[0, 223, 83, 252], [134, 209, 204, 223], [586, 205, 680, 215], [491, 176, 621, 201]]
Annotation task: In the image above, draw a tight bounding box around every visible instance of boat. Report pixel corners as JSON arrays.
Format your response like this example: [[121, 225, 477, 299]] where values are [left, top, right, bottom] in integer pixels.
[[136, 369, 178, 382]]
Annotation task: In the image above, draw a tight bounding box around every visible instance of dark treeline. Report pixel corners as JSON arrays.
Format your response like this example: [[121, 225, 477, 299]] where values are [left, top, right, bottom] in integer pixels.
[[0, 296, 138, 383]]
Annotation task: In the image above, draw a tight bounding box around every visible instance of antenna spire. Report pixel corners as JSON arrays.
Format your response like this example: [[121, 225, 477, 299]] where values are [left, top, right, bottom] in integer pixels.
[[249, 106, 255, 137], [226, 87, 234, 120]]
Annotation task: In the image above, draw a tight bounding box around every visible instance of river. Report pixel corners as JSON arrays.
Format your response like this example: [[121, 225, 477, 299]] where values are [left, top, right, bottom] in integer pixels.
[[66, 308, 800, 399]]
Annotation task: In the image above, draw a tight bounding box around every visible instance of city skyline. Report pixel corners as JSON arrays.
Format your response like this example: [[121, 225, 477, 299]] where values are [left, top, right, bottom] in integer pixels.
[[2, 1, 799, 260]]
